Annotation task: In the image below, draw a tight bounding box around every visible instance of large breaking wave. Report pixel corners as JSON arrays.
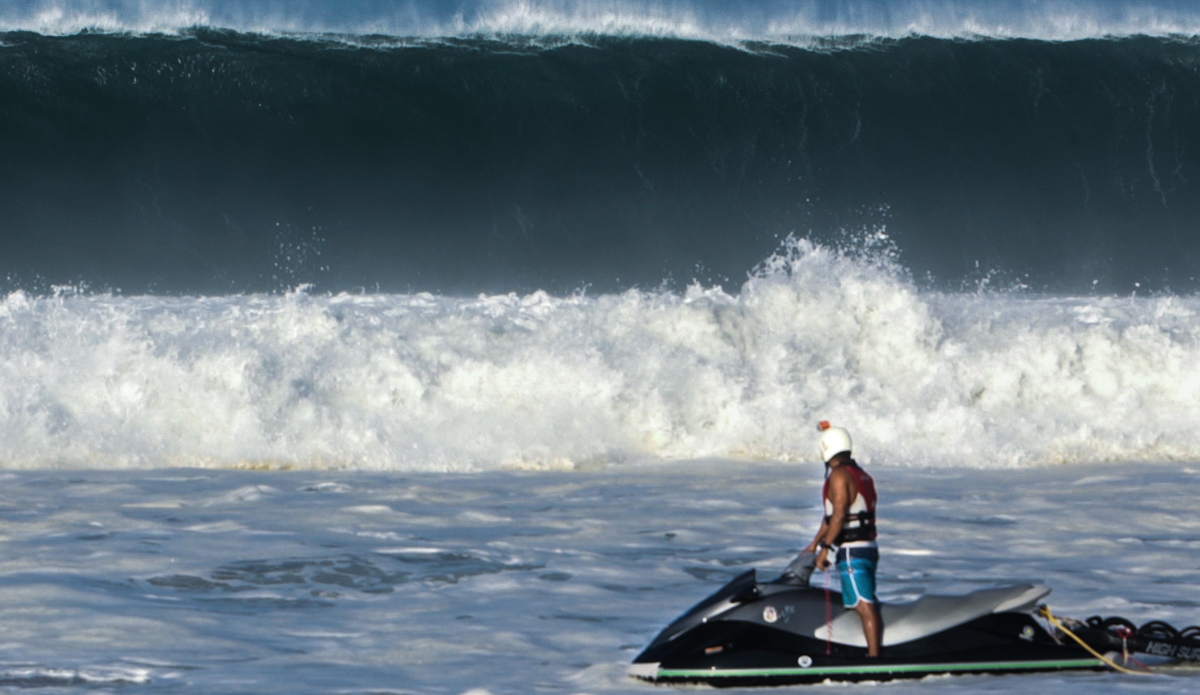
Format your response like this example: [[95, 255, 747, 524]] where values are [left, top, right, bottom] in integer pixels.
[[3, 237, 1198, 470], [2, 30, 1200, 295], [3, 1, 1200, 471]]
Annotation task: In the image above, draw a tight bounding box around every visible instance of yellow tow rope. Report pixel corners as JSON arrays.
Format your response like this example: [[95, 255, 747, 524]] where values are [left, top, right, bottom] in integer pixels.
[[1037, 605, 1152, 676]]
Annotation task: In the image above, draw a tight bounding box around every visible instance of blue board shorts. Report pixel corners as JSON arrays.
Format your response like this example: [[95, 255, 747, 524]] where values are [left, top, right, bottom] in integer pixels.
[[836, 546, 878, 607]]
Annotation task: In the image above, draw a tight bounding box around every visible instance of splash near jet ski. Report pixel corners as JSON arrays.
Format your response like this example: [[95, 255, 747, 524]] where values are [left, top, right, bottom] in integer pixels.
[[628, 554, 1200, 685]]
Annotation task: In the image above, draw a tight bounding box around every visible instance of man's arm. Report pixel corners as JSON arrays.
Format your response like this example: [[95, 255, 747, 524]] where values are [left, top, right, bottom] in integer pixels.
[[814, 468, 852, 568], [803, 518, 829, 553]]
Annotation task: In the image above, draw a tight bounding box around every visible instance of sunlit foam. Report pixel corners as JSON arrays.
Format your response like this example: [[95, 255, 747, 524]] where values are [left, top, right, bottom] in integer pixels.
[[2, 236, 1199, 471]]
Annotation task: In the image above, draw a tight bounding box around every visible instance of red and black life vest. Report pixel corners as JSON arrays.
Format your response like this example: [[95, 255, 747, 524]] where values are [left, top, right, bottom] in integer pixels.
[[822, 459, 878, 544]]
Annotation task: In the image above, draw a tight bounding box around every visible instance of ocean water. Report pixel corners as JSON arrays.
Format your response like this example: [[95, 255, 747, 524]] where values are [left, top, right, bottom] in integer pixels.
[[4, 14, 1200, 295], [0, 463, 1198, 694], [1, 1, 1200, 693]]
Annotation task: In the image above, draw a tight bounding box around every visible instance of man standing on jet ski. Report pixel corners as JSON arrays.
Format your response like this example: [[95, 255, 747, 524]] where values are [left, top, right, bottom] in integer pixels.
[[803, 422, 884, 657]]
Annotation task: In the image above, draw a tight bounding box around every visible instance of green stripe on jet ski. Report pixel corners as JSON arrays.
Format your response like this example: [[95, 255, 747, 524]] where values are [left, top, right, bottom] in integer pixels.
[[655, 658, 1104, 678]]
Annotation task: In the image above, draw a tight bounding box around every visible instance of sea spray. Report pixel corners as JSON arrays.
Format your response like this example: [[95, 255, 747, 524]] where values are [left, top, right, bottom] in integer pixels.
[[3, 238, 1198, 470]]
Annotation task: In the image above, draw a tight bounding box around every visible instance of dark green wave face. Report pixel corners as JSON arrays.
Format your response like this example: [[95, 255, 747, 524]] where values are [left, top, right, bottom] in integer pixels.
[[3, 31, 1200, 295]]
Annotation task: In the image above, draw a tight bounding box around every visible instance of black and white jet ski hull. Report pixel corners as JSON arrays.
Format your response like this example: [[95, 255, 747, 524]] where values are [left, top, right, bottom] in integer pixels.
[[630, 569, 1103, 686]]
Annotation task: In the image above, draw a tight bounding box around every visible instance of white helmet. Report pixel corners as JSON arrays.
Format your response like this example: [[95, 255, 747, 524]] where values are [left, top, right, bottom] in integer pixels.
[[818, 421, 852, 462]]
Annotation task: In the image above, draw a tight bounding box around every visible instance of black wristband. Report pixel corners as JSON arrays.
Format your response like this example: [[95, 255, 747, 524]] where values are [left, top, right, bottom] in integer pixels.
[[817, 541, 831, 551]]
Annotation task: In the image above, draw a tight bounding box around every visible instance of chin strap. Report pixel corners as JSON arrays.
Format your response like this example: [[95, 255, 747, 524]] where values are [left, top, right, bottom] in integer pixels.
[[1037, 606, 1152, 675]]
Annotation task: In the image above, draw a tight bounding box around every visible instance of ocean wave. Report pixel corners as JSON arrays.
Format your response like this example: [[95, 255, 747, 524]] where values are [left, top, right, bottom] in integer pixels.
[[4, 32, 1200, 297], [2, 0, 1200, 42], [2, 237, 1198, 471]]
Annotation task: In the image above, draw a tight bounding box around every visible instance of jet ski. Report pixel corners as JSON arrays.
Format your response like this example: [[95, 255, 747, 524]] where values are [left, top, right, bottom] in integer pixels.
[[629, 554, 1200, 686]]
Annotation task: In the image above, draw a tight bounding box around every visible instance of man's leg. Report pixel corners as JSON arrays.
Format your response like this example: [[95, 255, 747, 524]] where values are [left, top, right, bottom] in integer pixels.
[[854, 600, 882, 657], [839, 548, 883, 657]]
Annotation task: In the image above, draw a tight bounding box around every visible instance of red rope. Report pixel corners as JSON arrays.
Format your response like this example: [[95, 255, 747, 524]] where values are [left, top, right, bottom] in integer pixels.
[[823, 565, 833, 655], [1114, 626, 1154, 672]]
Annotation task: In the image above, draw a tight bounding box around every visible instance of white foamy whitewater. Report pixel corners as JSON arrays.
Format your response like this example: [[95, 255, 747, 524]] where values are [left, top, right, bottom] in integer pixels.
[[3, 0, 1200, 40], [2, 236, 1198, 471]]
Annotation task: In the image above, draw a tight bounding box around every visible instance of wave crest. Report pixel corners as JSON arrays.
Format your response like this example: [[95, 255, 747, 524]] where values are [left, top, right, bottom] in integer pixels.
[[3, 1, 1199, 41]]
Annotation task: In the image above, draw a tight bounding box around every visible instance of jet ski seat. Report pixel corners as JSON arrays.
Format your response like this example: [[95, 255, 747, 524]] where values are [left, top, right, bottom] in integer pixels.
[[814, 584, 1051, 647]]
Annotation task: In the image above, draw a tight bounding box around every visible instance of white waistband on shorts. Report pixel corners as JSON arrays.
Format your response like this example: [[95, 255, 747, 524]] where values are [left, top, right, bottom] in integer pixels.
[[838, 540, 877, 550]]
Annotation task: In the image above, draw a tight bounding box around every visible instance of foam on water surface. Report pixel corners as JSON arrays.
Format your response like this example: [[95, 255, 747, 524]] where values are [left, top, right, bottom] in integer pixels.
[[3, 238, 1199, 471], [0, 462, 1196, 693], [3, 0, 1200, 41]]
